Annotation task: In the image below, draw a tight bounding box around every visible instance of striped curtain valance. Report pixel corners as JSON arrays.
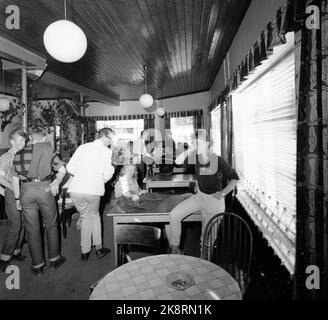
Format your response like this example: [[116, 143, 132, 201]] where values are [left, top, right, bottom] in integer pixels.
[[86, 114, 155, 121], [163, 109, 203, 119], [208, 0, 303, 112]]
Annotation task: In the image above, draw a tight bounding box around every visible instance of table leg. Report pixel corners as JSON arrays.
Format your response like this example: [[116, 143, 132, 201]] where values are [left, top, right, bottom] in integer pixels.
[[112, 216, 118, 268]]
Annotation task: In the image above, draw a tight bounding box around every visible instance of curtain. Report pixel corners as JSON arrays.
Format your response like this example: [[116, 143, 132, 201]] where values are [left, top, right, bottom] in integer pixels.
[[193, 110, 204, 130], [220, 97, 233, 166], [294, 0, 328, 300], [143, 115, 155, 131], [87, 114, 155, 121], [164, 118, 170, 130]]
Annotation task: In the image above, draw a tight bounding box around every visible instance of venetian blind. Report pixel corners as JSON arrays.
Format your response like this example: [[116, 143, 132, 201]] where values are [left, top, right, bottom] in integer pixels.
[[232, 33, 296, 274]]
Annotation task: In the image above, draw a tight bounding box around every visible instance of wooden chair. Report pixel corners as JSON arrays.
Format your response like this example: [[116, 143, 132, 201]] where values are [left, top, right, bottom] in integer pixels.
[[57, 174, 77, 239], [58, 188, 77, 239], [201, 212, 253, 295], [90, 224, 161, 294], [116, 224, 162, 266]]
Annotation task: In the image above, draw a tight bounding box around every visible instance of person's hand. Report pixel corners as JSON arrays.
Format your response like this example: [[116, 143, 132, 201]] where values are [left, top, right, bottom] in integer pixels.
[[16, 199, 22, 211], [49, 180, 59, 196], [131, 194, 140, 202], [139, 190, 147, 195]]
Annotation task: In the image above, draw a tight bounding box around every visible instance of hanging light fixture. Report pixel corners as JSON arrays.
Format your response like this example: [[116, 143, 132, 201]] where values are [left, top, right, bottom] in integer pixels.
[[139, 66, 154, 109], [43, 0, 87, 63], [156, 86, 165, 117], [0, 69, 10, 112]]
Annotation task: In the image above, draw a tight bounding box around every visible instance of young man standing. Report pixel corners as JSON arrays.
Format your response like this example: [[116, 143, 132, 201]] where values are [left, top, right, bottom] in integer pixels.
[[67, 128, 115, 261], [0, 129, 28, 272], [12, 125, 66, 275]]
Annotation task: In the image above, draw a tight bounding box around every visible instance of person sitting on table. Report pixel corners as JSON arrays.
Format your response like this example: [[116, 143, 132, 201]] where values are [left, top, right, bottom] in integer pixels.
[[166, 131, 239, 254], [114, 164, 147, 202]]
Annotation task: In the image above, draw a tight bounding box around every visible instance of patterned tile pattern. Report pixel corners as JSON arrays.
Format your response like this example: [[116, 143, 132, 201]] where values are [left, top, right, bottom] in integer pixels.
[[90, 255, 242, 300]]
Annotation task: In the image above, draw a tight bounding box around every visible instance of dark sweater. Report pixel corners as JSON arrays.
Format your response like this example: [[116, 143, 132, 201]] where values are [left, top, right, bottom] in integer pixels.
[[194, 153, 239, 194]]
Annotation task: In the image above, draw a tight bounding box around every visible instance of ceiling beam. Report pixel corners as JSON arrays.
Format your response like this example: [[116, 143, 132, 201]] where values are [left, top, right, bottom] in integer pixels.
[[41, 71, 120, 106], [0, 35, 47, 69]]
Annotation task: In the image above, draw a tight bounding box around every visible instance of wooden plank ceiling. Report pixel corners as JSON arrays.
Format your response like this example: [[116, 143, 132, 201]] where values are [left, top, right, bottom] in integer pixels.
[[0, 0, 251, 101]]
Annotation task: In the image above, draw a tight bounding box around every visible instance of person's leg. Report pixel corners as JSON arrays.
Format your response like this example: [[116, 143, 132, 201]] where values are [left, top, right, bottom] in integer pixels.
[[0, 189, 25, 262], [21, 185, 45, 268], [86, 195, 101, 249], [38, 186, 61, 263], [168, 195, 202, 253], [70, 193, 92, 254], [14, 216, 26, 257], [136, 162, 146, 187]]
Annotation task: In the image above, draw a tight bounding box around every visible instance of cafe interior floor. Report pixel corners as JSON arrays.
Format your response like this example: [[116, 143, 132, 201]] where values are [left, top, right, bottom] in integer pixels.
[[0, 203, 272, 300]]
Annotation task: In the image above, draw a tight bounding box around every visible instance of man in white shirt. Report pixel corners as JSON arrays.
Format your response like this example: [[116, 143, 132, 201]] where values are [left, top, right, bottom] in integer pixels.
[[66, 128, 115, 261]]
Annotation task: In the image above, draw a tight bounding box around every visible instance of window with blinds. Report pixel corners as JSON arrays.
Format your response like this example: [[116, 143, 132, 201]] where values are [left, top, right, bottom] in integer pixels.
[[232, 33, 296, 274]]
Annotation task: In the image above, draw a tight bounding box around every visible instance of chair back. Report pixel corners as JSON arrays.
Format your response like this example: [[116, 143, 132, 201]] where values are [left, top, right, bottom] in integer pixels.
[[116, 224, 161, 266], [201, 212, 253, 294]]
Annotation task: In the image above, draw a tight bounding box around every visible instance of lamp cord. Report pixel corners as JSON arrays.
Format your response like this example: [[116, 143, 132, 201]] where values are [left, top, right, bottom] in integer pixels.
[[64, 0, 67, 20]]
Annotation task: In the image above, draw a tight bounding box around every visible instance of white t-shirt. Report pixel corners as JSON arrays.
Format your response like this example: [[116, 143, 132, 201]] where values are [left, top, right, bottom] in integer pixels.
[[67, 140, 115, 196]]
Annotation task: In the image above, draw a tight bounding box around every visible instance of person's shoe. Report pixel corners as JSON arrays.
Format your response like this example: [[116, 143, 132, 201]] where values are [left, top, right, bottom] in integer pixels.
[[12, 253, 28, 262], [81, 252, 91, 262], [31, 266, 44, 276], [96, 247, 111, 259], [0, 260, 10, 272], [50, 256, 66, 270]]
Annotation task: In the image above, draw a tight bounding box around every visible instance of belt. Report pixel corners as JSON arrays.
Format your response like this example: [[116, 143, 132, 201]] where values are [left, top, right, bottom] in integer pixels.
[[21, 178, 51, 183]]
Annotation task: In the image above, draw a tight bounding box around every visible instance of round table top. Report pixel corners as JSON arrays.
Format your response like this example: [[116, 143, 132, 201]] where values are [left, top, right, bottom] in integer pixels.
[[90, 254, 242, 300]]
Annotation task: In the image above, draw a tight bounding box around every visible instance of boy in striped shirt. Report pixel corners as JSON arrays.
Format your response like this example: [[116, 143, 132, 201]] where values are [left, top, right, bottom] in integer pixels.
[[0, 129, 28, 272]]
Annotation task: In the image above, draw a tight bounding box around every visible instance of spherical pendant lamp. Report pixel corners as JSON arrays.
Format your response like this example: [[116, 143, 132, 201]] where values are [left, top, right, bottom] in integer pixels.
[[139, 66, 154, 109], [156, 106, 165, 117], [139, 93, 154, 109], [155, 87, 165, 117], [0, 98, 10, 112], [43, 1, 87, 63]]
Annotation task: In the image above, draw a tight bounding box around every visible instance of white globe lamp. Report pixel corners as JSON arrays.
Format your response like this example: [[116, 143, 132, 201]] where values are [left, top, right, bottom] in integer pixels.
[[43, 20, 87, 63], [139, 93, 154, 109], [0, 98, 10, 112], [156, 106, 165, 117]]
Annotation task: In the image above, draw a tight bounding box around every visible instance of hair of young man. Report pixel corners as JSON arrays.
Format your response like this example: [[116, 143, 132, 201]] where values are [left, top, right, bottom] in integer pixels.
[[98, 127, 114, 139], [9, 128, 28, 141]]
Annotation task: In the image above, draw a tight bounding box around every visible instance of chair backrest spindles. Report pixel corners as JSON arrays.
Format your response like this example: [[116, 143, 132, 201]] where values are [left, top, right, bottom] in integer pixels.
[[201, 212, 253, 295]]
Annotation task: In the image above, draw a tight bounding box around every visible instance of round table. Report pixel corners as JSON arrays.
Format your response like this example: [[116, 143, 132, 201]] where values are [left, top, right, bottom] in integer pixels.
[[90, 254, 242, 300]]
